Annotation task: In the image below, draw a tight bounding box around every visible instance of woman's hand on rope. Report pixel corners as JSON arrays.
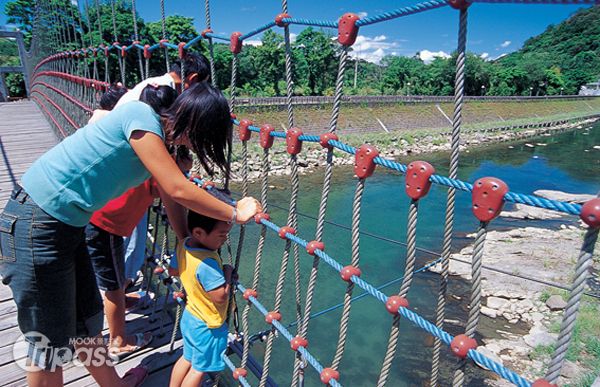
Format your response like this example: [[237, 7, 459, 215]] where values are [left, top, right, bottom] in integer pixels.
[[235, 197, 262, 224]]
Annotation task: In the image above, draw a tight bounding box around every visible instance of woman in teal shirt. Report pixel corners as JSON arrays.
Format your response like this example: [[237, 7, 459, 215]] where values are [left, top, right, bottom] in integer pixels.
[[0, 82, 261, 387]]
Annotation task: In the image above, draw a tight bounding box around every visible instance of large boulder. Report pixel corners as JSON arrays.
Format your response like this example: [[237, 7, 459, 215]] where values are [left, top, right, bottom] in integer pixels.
[[546, 295, 567, 311]]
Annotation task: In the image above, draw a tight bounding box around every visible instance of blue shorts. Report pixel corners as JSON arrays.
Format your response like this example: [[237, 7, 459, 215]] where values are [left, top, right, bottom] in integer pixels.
[[86, 223, 126, 291], [181, 309, 228, 372], [0, 187, 104, 370]]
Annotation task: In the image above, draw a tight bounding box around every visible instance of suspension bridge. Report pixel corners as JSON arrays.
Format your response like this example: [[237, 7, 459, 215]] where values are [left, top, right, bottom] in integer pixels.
[[1, 0, 600, 386]]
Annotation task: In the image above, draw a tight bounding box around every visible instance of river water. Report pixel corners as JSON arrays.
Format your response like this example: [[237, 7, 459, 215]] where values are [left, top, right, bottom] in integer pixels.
[[226, 122, 600, 386]]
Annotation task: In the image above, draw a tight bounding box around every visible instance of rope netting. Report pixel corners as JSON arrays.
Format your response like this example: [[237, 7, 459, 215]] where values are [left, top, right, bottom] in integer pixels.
[[22, 0, 600, 386]]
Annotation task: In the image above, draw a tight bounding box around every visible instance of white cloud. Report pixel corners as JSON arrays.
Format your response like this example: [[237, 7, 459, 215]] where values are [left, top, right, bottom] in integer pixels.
[[500, 40, 511, 48], [493, 53, 508, 60], [357, 11, 368, 18], [349, 34, 402, 64], [418, 50, 451, 64], [480, 52, 489, 60], [244, 40, 262, 47]]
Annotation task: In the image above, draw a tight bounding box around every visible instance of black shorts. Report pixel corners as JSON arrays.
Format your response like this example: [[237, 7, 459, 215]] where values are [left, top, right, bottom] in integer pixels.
[[86, 223, 126, 292]]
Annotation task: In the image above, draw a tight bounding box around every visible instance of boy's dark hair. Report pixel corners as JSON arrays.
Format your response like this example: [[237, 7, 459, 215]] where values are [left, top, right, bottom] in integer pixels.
[[139, 84, 178, 115], [171, 53, 211, 83], [164, 82, 232, 178], [187, 188, 232, 234], [99, 84, 127, 110]]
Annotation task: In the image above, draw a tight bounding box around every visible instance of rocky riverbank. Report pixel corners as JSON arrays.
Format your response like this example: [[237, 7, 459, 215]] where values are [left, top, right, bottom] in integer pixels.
[[427, 192, 599, 386], [229, 117, 600, 182]]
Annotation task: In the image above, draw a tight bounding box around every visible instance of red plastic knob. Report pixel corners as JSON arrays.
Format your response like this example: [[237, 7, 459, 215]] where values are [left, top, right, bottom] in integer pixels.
[[232, 368, 247, 380], [286, 127, 303, 155], [320, 368, 340, 384], [230, 32, 243, 54], [201, 28, 213, 39], [275, 13, 291, 27], [405, 161, 435, 200], [337, 13, 360, 46], [173, 291, 185, 300], [580, 198, 600, 228], [254, 212, 270, 224], [230, 113, 237, 120], [290, 336, 308, 351], [121, 45, 127, 58], [306, 241, 325, 256], [259, 124, 275, 149], [159, 39, 169, 48], [202, 180, 215, 189], [385, 295, 409, 315], [354, 144, 379, 179], [188, 174, 202, 182], [531, 379, 558, 387], [471, 177, 509, 222], [243, 288, 258, 301], [238, 119, 253, 141], [449, 0, 471, 10], [143, 44, 151, 59], [340, 265, 361, 282], [153, 267, 165, 275], [278, 226, 296, 239], [265, 311, 282, 324], [450, 334, 477, 358], [319, 132, 339, 149], [178, 42, 186, 59]]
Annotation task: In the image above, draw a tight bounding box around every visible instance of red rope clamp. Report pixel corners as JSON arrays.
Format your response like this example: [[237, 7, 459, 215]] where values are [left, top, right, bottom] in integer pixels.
[[531, 380, 558, 387], [159, 39, 169, 48], [320, 368, 340, 384], [230, 113, 237, 120], [172, 291, 185, 301], [201, 28, 213, 39], [238, 119, 253, 141], [580, 198, 600, 228], [232, 368, 247, 381], [259, 124, 275, 149], [104, 46, 109, 57], [83, 49, 89, 58], [143, 44, 152, 59], [254, 212, 270, 224], [290, 336, 308, 351], [121, 45, 127, 58], [338, 13, 360, 46], [405, 161, 435, 200], [286, 127, 303, 155], [448, 0, 471, 10], [92, 48, 98, 57], [275, 13, 291, 27], [153, 267, 165, 275], [340, 265, 361, 282], [230, 32, 243, 54], [385, 295, 409, 315], [178, 42, 186, 59], [188, 174, 202, 182], [306, 241, 325, 255], [202, 180, 215, 189], [242, 288, 258, 301], [471, 177, 509, 222], [354, 144, 379, 179], [278, 226, 296, 239], [319, 132, 339, 149], [450, 334, 477, 358], [265, 311, 282, 324]]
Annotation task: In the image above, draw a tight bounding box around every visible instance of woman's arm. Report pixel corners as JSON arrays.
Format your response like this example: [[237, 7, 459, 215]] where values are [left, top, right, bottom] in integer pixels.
[[157, 184, 189, 241], [129, 130, 260, 223]]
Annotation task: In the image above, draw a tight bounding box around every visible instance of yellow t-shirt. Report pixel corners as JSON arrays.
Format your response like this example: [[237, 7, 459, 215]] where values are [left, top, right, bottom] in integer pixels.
[[175, 239, 228, 328]]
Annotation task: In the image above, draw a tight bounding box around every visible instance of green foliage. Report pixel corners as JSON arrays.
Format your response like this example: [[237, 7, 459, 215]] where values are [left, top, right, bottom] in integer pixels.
[[4, 0, 34, 44]]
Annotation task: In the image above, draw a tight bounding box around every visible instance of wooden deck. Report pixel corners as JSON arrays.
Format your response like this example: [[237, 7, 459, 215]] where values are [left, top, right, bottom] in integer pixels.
[[0, 100, 59, 210], [0, 101, 183, 386]]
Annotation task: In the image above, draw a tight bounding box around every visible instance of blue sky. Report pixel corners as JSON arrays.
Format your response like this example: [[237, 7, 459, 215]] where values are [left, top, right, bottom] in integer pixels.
[[1, 1, 592, 63]]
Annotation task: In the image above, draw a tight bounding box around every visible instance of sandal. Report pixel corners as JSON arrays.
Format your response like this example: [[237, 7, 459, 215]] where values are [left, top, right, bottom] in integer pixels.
[[122, 365, 148, 387], [109, 332, 153, 361]]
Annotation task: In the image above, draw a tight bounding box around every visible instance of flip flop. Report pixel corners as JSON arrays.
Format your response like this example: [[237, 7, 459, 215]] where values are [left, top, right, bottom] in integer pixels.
[[123, 365, 148, 387], [109, 332, 153, 361]]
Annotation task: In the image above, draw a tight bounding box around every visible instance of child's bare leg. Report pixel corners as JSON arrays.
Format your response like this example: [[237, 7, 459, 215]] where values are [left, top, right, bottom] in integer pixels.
[[181, 368, 205, 387], [169, 356, 191, 387]]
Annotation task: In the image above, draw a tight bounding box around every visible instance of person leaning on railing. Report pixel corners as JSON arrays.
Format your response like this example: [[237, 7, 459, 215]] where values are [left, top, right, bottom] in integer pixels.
[[0, 81, 262, 387]]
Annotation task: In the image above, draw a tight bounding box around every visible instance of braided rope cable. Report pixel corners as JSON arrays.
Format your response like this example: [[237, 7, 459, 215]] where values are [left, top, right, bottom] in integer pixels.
[[159, 0, 170, 73], [431, 8, 468, 385], [356, 0, 448, 27], [331, 179, 365, 371], [149, 227, 169, 323], [545, 225, 599, 382], [169, 302, 183, 352], [109, 0, 125, 85], [328, 47, 349, 133], [130, 0, 145, 81], [283, 29, 295, 129], [70, 2, 86, 50], [93, 0, 104, 45], [377, 200, 420, 386], [205, 0, 217, 86], [453, 222, 487, 386]]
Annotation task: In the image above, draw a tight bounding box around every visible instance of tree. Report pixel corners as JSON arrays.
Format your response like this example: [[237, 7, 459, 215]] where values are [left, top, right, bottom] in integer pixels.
[[5, 0, 35, 45], [253, 30, 285, 96], [294, 28, 337, 95]]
